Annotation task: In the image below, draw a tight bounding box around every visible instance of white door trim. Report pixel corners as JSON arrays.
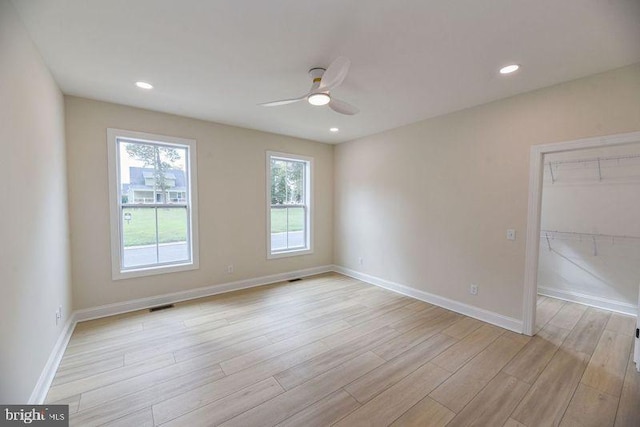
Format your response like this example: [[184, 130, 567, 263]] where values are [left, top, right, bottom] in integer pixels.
[[522, 130, 640, 336]]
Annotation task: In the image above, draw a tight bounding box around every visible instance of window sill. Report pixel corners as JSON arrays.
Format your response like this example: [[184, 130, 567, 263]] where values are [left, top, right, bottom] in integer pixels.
[[112, 261, 199, 281], [267, 248, 313, 260]]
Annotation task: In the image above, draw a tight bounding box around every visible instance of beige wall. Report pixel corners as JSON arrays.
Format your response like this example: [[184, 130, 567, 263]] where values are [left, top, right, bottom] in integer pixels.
[[0, 0, 72, 402], [65, 97, 333, 310], [334, 63, 640, 321]]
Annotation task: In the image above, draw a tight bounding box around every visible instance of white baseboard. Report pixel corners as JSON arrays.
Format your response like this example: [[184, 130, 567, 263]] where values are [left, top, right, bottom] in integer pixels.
[[28, 313, 77, 404], [333, 265, 524, 333], [74, 265, 334, 322], [538, 286, 637, 317]]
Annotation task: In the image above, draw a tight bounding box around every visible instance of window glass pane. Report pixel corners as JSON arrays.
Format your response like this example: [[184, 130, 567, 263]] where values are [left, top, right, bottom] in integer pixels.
[[270, 159, 286, 205], [287, 160, 305, 204], [286, 206, 305, 249], [270, 207, 288, 251], [157, 207, 189, 263], [122, 206, 158, 268], [270, 159, 305, 205], [119, 140, 188, 205]]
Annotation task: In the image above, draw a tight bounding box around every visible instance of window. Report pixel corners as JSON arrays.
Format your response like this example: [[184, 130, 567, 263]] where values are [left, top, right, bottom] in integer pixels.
[[267, 151, 313, 258], [107, 129, 199, 279]]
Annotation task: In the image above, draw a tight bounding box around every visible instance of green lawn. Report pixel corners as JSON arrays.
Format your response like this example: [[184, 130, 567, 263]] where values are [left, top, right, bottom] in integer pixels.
[[122, 206, 303, 247], [270, 207, 304, 233], [123, 207, 187, 247]]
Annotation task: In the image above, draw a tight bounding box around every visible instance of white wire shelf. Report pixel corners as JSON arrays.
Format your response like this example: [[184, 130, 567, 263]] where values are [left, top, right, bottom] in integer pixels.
[[545, 153, 640, 183]]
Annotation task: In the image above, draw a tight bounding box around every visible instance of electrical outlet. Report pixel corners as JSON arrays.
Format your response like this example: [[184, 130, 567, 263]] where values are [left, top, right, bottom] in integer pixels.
[[506, 229, 516, 241], [470, 284, 478, 295], [358, 257, 363, 265], [55, 306, 62, 325], [226, 264, 234, 274]]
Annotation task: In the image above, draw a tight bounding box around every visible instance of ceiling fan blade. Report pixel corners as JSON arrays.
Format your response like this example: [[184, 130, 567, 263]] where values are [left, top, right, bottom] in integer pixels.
[[259, 95, 307, 107], [329, 98, 359, 115], [318, 56, 350, 91]]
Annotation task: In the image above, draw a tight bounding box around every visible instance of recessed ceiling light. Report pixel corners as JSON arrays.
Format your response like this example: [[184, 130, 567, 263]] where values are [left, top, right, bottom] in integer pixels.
[[135, 81, 153, 89], [499, 64, 520, 75], [330, 127, 339, 132], [308, 93, 330, 106]]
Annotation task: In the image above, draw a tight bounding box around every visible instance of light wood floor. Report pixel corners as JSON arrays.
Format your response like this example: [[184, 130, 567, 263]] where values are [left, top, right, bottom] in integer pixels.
[[45, 273, 640, 427]]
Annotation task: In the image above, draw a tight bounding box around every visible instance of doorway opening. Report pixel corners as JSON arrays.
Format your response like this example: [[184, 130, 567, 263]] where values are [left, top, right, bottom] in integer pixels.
[[523, 131, 640, 343]]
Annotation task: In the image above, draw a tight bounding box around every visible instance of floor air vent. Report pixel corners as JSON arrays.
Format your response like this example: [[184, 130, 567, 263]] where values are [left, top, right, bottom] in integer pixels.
[[149, 304, 174, 312], [288, 278, 302, 282]]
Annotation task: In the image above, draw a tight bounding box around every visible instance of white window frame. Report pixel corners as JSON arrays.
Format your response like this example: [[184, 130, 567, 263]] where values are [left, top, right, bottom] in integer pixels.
[[107, 128, 199, 280], [266, 151, 313, 259]]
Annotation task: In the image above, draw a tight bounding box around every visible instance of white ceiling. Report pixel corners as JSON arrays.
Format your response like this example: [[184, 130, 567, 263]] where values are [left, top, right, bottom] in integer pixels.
[[12, 0, 640, 143]]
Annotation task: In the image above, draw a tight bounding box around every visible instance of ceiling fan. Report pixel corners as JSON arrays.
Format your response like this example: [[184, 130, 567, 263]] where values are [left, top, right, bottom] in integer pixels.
[[259, 57, 359, 115]]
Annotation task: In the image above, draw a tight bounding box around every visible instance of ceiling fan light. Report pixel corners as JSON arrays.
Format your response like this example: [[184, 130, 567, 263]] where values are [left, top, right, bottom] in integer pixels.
[[308, 93, 330, 106], [135, 81, 153, 89], [499, 64, 520, 74]]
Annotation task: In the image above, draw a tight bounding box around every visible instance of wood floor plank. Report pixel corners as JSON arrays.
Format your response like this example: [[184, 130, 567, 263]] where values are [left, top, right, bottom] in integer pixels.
[[79, 336, 270, 410], [560, 383, 618, 427], [387, 306, 449, 334], [606, 313, 636, 336], [511, 347, 591, 427], [160, 377, 285, 427], [46, 353, 175, 404], [49, 394, 81, 415], [264, 304, 369, 343], [615, 350, 640, 427], [52, 354, 124, 386], [102, 408, 154, 427], [151, 340, 332, 425], [219, 352, 385, 427], [429, 333, 528, 413], [581, 330, 632, 397], [535, 296, 565, 332], [404, 300, 434, 312], [389, 396, 454, 427], [344, 305, 418, 329], [163, 299, 352, 364], [442, 316, 485, 340], [431, 324, 504, 372], [345, 333, 457, 403], [446, 372, 530, 427], [334, 362, 451, 427], [373, 311, 459, 361], [219, 320, 351, 375], [69, 364, 225, 427], [274, 325, 398, 390], [561, 307, 610, 356], [537, 322, 573, 346], [503, 418, 527, 427], [66, 322, 144, 348], [502, 324, 570, 384], [276, 389, 360, 427], [62, 318, 223, 365], [547, 301, 587, 331]]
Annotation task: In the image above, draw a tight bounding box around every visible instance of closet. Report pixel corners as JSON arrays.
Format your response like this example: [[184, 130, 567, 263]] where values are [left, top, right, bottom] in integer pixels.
[[537, 144, 640, 315]]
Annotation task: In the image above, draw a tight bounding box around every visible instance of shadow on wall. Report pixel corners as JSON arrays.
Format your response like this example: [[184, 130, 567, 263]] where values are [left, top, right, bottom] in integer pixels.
[[538, 237, 640, 307]]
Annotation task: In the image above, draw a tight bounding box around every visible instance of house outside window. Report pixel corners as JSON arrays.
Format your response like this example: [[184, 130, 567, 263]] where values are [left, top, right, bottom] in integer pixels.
[[267, 151, 313, 258], [107, 129, 199, 279]]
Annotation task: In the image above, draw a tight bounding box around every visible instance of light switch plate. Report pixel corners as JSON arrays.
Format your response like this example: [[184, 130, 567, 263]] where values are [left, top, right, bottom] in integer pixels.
[[507, 229, 516, 241]]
